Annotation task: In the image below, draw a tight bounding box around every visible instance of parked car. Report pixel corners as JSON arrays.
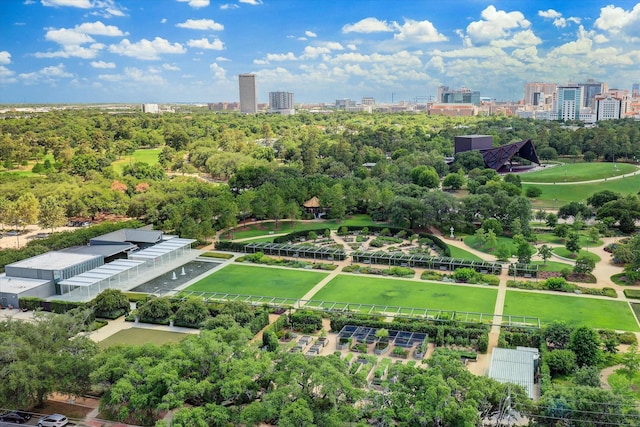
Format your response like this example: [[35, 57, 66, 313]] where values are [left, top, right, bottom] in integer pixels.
[[37, 414, 68, 427], [0, 411, 29, 424]]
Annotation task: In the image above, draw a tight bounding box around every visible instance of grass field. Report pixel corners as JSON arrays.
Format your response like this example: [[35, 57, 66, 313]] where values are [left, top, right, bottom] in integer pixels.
[[310, 275, 497, 313], [503, 291, 639, 331], [524, 173, 640, 207], [227, 215, 388, 241], [185, 264, 327, 298], [464, 235, 517, 255], [97, 328, 189, 348], [448, 245, 484, 261], [522, 163, 636, 183], [532, 260, 573, 272], [536, 233, 603, 247], [552, 247, 601, 263], [112, 148, 162, 173]]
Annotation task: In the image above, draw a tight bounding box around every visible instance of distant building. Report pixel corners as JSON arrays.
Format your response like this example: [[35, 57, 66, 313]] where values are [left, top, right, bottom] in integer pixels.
[[239, 73, 257, 114], [633, 83, 640, 98], [438, 86, 480, 105], [361, 97, 375, 106], [141, 103, 159, 113], [428, 103, 477, 116], [335, 99, 356, 109], [579, 79, 607, 109], [523, 82, 557, 106], [208, 102, 239, 111], [269, 91, 295, 115], [454, 135, 493, 154], [555, 85, 584, 121]]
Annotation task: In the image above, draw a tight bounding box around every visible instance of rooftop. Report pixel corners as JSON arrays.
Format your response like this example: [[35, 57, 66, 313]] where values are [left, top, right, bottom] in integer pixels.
[[7, 251, 102, 271], [488, 347, 538, 399], [0, 274, 51, 294]]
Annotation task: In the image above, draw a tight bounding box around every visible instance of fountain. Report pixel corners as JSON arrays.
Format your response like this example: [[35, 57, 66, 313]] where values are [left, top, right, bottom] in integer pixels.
[[171, 271, 177, 280], [180, 267, 186, 276]]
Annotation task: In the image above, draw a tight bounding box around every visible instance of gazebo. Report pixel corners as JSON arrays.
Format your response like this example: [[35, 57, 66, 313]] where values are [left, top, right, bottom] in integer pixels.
[[303, 196, 326, 219]]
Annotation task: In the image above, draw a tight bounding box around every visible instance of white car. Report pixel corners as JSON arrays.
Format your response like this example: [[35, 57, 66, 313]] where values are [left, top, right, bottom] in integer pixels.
[[37, 414, 68, 427]]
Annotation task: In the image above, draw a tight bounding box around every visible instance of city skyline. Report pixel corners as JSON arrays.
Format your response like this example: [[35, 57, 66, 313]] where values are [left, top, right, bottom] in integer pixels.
[[0, 0, 639, 104]]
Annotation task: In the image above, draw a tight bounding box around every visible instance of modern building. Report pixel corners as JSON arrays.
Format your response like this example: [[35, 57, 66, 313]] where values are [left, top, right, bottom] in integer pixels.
[[438, 86, 480, 105], [269, 91, 295, 115], [489, 347, 540, 399], [555, 85, 584, 121], [361, 97, 375, 106], [633, 83, 640, 98], [523, 82, 557, 106], [335, 99, 356, 109], [454, 135, 493, 154], [239, 73, 257, 114], [428, 103, 477, 116], [579, 79, 607, 109], [141, 103, 159, 114], [453, 135, 540, 172]]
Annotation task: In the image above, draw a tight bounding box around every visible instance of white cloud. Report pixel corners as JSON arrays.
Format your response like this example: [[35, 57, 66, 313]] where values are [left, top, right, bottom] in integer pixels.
[[209, 62, 226, 80], [239, 0, 262, 5], [347, 44, 357, 51], [266, 52, 296, 61], [98, 67, 166, 84], [0, 65, 16, 80], [342, 17, 393, 33], [320, 41, 344, 50], [176, 19, 224, 31], [538, 9, 561, 19], [177, 0, 210, 8], [465, 6, 530, 44], [35, 43, 104, 59], [253, 59, 268, 65], [109, 37, 186, 60], [393, 19, 447, 43], [220, 3, 238, 9], [187, 38, 225, 50], [90, 60, 115, 68], [19, 63, 73, 85], [0, 51, 11, 64], [45, 28, 95, 45], [75, 21, 125, 36], [41, 0, 92, 8], [162, 63, 180, 71], [548, 26, 593, 56], [305, 30, 317, 38], [161, 18, 167, 24], [490, 29, 542, 48], [216, 56, 230, 61], [595, 4, 640, 37]]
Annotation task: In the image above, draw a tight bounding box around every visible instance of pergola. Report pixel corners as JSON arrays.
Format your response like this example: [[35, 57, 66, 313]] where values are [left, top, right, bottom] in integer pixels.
[[243, 242, 346, 261], [129, 238, 196, 267], [58, 259, 145, 299], [337, 325, 427, 348], [508, 263, 539, 278], [351, 250, 502, 274]]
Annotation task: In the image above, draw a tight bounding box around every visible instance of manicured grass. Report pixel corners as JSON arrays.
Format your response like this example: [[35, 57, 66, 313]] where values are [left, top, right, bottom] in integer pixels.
[[552, 247, 601, 263], [524, 173, 640, 207], [532, 260, 573, 272], [448, 245, 484, 261], [185, 264, 327, 298], [522, 162, 636, 183], [464, 235, 516, 255], [311, 275, 497, 313], [503, 291, 639, 331], [536, 233, 603, 247], [112, 148, 162, 173], [97, 328, 189, 348], [227, 215, 388, 241]]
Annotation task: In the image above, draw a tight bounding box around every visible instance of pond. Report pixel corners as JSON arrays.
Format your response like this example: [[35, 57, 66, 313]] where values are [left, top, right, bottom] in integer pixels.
[[130, 260, 220, 295]]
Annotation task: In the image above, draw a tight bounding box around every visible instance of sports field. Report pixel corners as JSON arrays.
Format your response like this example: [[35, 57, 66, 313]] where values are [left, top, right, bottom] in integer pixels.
[[503, 291, 639, 331], [185, 264, 327, 298], [311, 275, 498, 313], [522, 162, 636, 183]]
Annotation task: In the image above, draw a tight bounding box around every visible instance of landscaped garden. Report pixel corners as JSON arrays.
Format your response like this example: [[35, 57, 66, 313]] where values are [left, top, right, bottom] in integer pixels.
[[503, 291, 639, 331], [310, 274, 498, 313], [185, 264, 327, 298]]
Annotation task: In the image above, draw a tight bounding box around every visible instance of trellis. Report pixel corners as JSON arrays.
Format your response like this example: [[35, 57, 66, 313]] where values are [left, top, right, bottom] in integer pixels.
[[351, 250, 502, 274], [508, 263, 539, 278], [243, 242, 346, 261]]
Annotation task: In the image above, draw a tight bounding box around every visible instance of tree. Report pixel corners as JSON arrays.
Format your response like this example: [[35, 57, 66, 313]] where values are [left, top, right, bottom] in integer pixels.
[[6, 193, 40, 246], [587, 190, 620, 209], [565, 232, 581, 254], [38, 195, 67, 232], [174, 297, 209, 327], [515, 237, 535, 264], [93, 289, 130, 318], [573, 366, 601, 387], [544, 321, 573, 349], [558, 201, 591, 220], [569, 326, 601, 367], [442, 173, 464, 190], [587, 226, 600, 244], [481, 218, 503, 236], [494, 244, 511, 261], [573, 255, 595, 274], [620, 345, 640, 377], [545, 349, 577, 377], [538, 244, 553, 265], [554, 223, 570, 239], [409, 165, 439, 188], [545, 213, 558, 228]]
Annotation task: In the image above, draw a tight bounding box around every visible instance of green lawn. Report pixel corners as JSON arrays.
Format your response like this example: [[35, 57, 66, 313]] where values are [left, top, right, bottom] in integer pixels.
[[227, 215, 388, 241], [185, 264, 327, 298], [464, 235, 516, 255], [112, 148, 162, 173], [524, 173, 640, 208], [552, 247, 601, 263], [532, 260, 573, 272], [311, 275, 497, 313], [503, 291, 639, 331], [97, 328, 189, 348], [536, 233, 602, 247], [448, 245, 484, 261], [522, 162, 636, 183]]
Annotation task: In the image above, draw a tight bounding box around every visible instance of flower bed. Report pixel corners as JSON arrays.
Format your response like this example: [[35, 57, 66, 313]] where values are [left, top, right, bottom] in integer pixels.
[[507, 279, 616, 298]]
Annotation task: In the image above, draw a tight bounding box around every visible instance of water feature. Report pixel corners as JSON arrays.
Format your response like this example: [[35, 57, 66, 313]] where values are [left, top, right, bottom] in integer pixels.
[[130, 260, 221, 295]]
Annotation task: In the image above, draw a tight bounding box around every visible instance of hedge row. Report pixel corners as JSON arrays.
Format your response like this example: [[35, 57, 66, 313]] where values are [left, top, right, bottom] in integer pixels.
[[624, 289, 640, 299], [18, 296, 89, 313]]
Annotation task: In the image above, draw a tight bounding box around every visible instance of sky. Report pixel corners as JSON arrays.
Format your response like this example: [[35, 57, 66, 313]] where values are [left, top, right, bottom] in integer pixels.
[[0, 0, 639, 104]]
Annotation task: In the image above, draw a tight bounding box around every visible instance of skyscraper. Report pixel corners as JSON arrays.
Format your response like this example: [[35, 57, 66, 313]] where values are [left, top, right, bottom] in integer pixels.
[[579, 79, 607, 108], [523, 82, 557, 106], [269, 91, 295, 115], [239, 73, 257, 114], [555, 85, 584, 121]]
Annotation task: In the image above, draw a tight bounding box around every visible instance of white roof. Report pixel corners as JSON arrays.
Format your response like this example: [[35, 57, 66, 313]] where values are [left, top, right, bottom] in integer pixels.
[[0, 274, 51, 294], [7, 251, 102, 270], [489, 348, 536, 399], [129, 238, 195, 261], [58, 259, 145, 288]]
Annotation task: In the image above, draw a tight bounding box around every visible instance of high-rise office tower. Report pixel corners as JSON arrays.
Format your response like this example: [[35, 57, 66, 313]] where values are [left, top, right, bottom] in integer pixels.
[[555, 85, 584, 121], [579, 79, 607, 109], [269, 91, 295, 115], [523, 82, 557, 106], [239, 73, 257, 114]]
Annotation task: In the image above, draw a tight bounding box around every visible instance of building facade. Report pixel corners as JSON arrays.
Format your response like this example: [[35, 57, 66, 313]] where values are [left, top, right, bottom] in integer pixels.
[[239, 73, 257, 114], [269, 91, 295, 115], [438, 87, 480, 105], [579, 79, 608, 109], [555, 85, 584, 121], [523, 82, 557, 106]]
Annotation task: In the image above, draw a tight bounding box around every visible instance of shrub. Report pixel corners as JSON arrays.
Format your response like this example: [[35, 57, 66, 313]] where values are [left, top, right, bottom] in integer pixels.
[[174, 297, 209, 327], [544, 277, 569, 291], [619, 332, 638, 345], [93, 289, 130, 319], [290, 310, 323, 333], [137, 296, 172, 323], [526, 187, 542, 198], [453, 267, 477, 282], [624, 289, 640, 299], [545, 349, 577, 377], [201, 251, 234, 259]]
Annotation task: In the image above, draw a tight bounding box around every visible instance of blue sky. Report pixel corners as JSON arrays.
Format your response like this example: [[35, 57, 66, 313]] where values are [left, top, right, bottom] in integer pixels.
[[0, 0, 639, 104]]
